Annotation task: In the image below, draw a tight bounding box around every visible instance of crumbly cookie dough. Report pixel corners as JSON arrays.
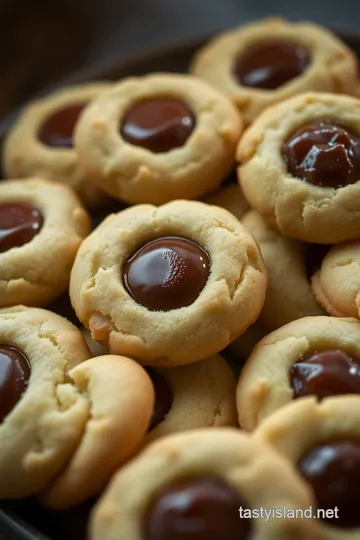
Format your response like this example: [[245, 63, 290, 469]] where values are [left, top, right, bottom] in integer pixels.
[[145, 354, 237, 445], [74, 74, 243, 205], [39, 355, 154, 509], [0, 306, 90, 499], [191, 18, 357, 125], [241, 210, 324, 330], [238, 92, 360, 243], [202, 178, 249, 221], [2, 83, 111, 207], [90, 428, 316, 540], [312, 240, 360, 318], [256, 396, 360, 540], [0, 178, 90, 308], [237, 316, 360, 430], [70, 200, 267, 366]]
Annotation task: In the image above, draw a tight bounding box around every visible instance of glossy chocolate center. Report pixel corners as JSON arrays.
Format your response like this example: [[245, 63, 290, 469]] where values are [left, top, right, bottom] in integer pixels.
[[120, 98, 195, 153], [0, 202, 43, 253], [233, 40, 310, 90], [305, 243, 332, 280], [0, 346, 31, 423], [299, 440, 360, 528], [147, 368, 173, 431], [123, 236, 210, 312], [282, 121, 360, 188], [290, 349, 360, 401], [143, 476, 251, 540], [39, 103, 85, 148]]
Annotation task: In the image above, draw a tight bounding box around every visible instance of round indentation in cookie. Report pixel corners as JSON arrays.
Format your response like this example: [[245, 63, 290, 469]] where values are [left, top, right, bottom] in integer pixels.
[[123, 236, 211, 312], [147, 368, 173, 431], [120, 98, 196, 153], [282, 121, 360, 188], [299, 440, 360, 528], [290, 349, 360, 401], [233, 40, 310, 90], [305, 243, 332, 280], [142, 476, 251, 540], [0, 346, 30, 422], [0, 202, 44, 253], [39, 103, 86, 148]]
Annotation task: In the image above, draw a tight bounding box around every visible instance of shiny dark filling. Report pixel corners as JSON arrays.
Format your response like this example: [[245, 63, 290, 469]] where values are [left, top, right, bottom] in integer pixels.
[[39, 103, 85, 148], [123, 236, 210, 312], [299, 440, 360, 528], [120, 98, 196, 153], [282, 121, 360, 188], [0, 202, 43, 253], [0, 346, 31, 422], [142, 476, 251, 540], [290, 349, 360, 401], [233, 40, 310, 89]]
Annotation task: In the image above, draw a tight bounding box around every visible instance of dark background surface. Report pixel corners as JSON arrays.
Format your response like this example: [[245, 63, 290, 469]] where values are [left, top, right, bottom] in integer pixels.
[[1, 0, 360, 119]]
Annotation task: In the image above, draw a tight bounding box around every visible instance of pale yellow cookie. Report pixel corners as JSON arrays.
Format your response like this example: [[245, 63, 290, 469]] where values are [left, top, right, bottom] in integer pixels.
[[70, 200, 267, 366], [0, 306, 90, 499], [39, 355, 154, 509], [74, 73, 243, 205], [145, 354, 237, 445], [312, 240, 360, 318], [0, 178, 90, 308], [2, 83, 111, 207], [241, 210, 324, 330], [90, 428, 316, 540], [237, 316, 360, 430], [191, 18, 357, 125], [238, 92, 360, 243], [256, 396, 360, 540]]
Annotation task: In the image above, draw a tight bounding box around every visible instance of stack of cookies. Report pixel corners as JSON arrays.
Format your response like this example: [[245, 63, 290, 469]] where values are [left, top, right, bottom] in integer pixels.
[[1, 16, 360, 540]]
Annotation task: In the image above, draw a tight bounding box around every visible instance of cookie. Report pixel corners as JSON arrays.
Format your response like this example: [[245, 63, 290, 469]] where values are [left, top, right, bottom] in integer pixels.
[[191, 18, 357, 125], [203, 179, 249, 221], [0, 306, 90, 499], [39, 354, 154, 509], [241, 210, 324, 330], [238, 92, 360, 243], [2, 83, 111, 207], [0, 178, 90, 308], [237, 316, 360, 431], [90, 428, 316, 540], [311, 240, 360, 318], [74, 74, 243, 205], [228, 320, 269, 365], [256, 396, 360, 538], [70, 200, 267, 366], [145, 354, 237, 445]]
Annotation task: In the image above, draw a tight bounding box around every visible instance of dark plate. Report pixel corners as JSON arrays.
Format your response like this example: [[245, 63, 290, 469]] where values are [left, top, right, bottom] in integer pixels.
[[0, 28, 359, 540]]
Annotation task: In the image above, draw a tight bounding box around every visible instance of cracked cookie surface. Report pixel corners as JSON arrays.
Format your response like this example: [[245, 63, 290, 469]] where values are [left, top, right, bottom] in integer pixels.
[[90, 428, 316, 540], [191, 18, 357, 125], [74, 74, 242, 205], [238, 92, 360, 243], [2, 83, 111, 207], [39, 354, 154, 509], [0, 178, 90, 308], [0, 306, 91, 499], [70, 200, 267, 365]]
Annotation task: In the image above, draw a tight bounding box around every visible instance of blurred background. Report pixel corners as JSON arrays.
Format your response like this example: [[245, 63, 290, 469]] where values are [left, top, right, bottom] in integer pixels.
[[1, 0, 360, 121]]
